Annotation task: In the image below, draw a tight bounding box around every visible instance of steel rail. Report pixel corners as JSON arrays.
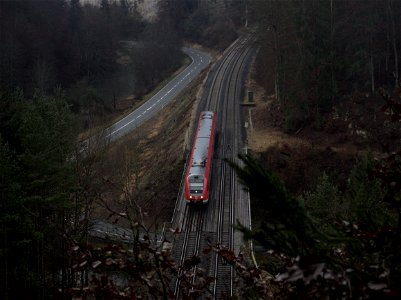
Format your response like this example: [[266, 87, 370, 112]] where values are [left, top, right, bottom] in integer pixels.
[[212, 152, 227, 298], [216, 34, 256, 298], [173, 205, 193, 297], [210, 35, 254, 299], [205, 38, 246, 110], [190, 208, 206, 290]]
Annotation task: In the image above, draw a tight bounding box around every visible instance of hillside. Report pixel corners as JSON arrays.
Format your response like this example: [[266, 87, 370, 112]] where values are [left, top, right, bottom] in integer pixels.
[[246, 75, 386, 195]]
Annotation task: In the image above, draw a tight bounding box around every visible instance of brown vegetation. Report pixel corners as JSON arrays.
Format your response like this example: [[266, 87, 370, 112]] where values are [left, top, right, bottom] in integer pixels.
[[246, 72, 395, 195]]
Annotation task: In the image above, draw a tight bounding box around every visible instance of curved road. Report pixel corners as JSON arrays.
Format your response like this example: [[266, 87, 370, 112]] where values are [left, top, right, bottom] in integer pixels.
[[103, 48, 211, 142]]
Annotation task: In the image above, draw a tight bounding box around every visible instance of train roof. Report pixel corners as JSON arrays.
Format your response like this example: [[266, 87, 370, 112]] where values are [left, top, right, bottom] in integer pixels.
[[188, 111, 214, 177]]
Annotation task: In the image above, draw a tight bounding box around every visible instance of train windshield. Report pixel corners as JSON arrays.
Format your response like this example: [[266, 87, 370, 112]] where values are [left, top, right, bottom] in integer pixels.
[[189, 175, 204, 195]]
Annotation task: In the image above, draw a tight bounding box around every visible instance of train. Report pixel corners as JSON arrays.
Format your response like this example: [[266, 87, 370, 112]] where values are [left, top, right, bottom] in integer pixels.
[[184, 111, 216, 204]]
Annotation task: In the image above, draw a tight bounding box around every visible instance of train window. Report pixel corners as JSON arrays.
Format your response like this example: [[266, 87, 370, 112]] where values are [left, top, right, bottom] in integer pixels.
[[189, 175, 203, 183], [192, 159, 207, 167]]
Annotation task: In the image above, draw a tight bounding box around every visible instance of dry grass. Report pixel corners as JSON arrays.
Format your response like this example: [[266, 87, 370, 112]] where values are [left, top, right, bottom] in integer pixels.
[[244, 73, 380, 195]]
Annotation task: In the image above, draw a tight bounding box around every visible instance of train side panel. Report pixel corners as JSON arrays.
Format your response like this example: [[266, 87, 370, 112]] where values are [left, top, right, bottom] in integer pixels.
[[184, 112, 204, 202]]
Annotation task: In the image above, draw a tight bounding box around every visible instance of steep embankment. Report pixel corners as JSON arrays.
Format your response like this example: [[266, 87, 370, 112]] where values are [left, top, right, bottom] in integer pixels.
[[92, 64, 210, 226], [245, 68, 389, 195]]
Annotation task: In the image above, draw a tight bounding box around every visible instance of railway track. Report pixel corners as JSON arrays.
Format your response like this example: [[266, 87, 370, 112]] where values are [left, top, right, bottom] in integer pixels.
[[173, 205, 205, 298], [171, 32, 256, 299]]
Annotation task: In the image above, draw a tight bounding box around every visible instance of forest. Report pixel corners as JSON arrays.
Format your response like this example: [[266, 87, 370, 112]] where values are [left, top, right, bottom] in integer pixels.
[[254, 0, 401, 134], [0, 0, 400, 299], [247, 0, 401, 299], [0, 0, 183, 298]]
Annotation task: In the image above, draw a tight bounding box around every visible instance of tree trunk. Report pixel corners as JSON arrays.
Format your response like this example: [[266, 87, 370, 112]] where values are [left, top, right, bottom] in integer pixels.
[[273, 25, 280, 103], [330, 0, 335, 101], [371, 53, 375, 93], [388, 0, 399, 88]]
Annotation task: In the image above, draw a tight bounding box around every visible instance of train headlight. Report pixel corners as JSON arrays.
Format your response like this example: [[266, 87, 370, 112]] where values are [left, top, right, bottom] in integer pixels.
[[200, 196, 203, 199], [189, 196, 192, 199]]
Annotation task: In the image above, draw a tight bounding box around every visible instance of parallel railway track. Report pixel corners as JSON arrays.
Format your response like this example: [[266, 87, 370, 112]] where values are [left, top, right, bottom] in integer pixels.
[[172, 32, 256, 299]]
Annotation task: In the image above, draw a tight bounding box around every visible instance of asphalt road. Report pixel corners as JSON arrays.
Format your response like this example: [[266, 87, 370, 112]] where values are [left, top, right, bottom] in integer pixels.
[[104, 47, 211, 142]]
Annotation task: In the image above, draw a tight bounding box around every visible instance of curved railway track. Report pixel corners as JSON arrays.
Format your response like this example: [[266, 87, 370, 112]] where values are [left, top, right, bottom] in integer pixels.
[[172, 32, 256, 299]]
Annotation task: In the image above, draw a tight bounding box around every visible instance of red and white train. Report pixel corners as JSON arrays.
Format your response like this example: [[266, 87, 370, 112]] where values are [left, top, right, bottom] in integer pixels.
[[184, 111, 216, 204]]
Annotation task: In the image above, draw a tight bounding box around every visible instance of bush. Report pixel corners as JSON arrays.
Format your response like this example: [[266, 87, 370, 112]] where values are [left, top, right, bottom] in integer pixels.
[[301, 172, 346, 228]]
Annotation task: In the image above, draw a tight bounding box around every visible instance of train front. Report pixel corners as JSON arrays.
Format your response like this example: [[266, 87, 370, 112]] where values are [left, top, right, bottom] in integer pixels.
[[185, 173, 209, 204]]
